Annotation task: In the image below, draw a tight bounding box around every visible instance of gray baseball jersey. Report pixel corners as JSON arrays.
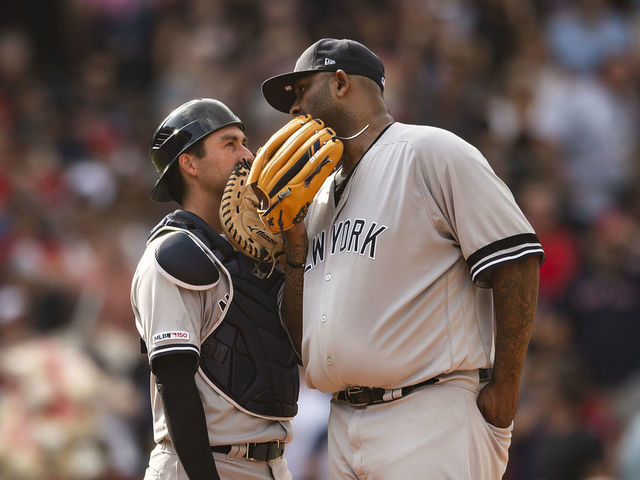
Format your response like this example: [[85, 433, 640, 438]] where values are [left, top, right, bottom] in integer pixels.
[[131, 229, 293, 446], [301, 122, 544, 393]]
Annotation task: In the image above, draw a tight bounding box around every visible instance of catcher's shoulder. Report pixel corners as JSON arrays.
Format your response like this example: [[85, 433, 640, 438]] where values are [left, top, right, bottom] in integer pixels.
[[152, 230, 220, 290]]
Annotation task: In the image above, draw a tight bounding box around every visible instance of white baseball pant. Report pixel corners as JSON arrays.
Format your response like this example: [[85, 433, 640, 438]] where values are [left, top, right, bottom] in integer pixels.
[[328, 370, 512, 479]]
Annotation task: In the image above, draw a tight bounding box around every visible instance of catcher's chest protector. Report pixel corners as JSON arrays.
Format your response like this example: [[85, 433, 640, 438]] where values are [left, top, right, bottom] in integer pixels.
[[151, 211, 299, 418]]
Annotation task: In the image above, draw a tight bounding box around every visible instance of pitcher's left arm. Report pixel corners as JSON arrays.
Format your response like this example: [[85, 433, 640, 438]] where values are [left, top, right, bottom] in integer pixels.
[[476, 255, 540, 428]]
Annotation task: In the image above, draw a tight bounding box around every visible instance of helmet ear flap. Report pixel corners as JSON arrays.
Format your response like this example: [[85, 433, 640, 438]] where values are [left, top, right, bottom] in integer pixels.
[[164, 163, 185, 206], [150, 98, 244, 202]]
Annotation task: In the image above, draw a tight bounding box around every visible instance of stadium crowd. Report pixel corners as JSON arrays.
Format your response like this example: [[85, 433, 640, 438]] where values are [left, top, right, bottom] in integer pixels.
[[0, 0, 639, 479]]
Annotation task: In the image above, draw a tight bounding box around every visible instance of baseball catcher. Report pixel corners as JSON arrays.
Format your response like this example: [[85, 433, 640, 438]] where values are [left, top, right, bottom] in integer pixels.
[[133, 98, 301, 480], [220, 114, 343, 264]]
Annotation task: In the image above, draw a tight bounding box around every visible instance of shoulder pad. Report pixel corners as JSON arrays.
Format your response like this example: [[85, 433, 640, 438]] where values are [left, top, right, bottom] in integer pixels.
[[155, 232, 220, 290]]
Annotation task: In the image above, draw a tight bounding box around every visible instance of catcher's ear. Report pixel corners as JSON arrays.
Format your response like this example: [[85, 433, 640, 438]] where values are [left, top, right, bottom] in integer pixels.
[[178, 153, 198, 177]]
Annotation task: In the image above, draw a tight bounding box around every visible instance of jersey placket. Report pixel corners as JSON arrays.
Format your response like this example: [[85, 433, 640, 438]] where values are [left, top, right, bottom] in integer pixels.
[[318, 179, 342, 383]]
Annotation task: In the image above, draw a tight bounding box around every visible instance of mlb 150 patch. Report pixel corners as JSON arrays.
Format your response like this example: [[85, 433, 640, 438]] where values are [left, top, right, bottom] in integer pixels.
[[153, 331, 190, 343]]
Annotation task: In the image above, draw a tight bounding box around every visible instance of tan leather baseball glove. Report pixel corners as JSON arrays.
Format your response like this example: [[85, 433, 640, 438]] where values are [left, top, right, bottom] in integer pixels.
[[219, 115, 342, 265], [220, 159, 285, 265], [248, 114, 343, 233]]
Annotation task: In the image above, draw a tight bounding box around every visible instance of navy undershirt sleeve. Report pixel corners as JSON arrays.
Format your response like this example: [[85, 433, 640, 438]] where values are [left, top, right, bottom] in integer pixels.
[[153, 353, 220, 480]]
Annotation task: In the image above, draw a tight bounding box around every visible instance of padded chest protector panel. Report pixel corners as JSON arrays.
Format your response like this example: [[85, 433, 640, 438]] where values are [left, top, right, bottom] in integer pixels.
[[149, 210, 299, 418]]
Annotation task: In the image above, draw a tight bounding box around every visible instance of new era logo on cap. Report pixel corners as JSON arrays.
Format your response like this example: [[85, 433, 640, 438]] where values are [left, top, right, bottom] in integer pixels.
[[324, 58, 336, 65]]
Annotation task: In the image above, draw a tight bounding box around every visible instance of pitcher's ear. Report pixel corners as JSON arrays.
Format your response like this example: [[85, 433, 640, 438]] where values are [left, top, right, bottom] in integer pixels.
[[333, 69, 350, 97]]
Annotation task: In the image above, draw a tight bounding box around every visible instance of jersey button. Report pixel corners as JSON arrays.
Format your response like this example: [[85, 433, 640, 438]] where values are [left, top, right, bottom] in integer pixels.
[[326, 356, 333, 366], [325, 273, 332, 281], [321, 315, 327, 324]]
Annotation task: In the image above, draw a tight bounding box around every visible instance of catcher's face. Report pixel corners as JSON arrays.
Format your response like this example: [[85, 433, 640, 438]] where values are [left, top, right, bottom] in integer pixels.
[[197, 125, 253, 196]]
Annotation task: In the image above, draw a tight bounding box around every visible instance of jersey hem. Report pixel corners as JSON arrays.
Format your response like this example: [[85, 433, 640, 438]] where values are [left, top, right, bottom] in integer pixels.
[[197, 369, 295, 422]]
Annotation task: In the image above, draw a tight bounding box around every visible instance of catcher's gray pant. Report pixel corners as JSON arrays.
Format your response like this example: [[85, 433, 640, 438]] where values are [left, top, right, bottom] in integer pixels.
[[328, 369, 513, 479], [144, 441, 292, 480]]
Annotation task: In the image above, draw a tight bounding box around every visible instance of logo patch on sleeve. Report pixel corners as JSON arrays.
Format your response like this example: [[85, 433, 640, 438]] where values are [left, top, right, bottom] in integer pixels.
[[152, 331, 190, 344]]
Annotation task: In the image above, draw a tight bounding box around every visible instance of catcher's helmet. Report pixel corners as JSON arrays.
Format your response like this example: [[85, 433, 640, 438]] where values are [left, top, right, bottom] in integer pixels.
[[150, 98, 244, 202]]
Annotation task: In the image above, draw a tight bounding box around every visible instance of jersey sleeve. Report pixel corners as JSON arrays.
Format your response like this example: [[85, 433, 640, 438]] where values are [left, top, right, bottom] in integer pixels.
[[132, 234, 214, 364], [418, 128, 545, 287]]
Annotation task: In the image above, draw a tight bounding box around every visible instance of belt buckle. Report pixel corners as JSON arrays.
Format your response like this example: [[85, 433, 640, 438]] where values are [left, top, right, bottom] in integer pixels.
[[245, 441, 282, 461], [267, 440, 281, 460], [345, 386, 371, 407], [245, 442, 257, 461]]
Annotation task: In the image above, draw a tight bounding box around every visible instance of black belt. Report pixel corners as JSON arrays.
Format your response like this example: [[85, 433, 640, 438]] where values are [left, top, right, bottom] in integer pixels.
[[211, 441, 284, 461], [335, 368, 492, 408]]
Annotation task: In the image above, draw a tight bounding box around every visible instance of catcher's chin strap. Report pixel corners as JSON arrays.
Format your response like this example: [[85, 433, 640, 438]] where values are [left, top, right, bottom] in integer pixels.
[[335, 124, 369, 140]]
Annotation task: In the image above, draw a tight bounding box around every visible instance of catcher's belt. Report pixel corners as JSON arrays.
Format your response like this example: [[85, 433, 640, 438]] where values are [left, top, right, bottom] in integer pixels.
[[211, 440, 285, 461]]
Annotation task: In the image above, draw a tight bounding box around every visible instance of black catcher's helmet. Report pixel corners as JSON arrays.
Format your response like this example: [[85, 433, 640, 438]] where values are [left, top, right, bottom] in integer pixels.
[[150, 98, 244, 202]]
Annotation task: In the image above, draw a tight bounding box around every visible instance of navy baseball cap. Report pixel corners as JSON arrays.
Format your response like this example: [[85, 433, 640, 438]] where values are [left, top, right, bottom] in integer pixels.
[[262, 38, 386, 113]]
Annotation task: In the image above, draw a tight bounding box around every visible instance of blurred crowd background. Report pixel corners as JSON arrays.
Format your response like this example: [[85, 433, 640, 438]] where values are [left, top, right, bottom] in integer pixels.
[[0, 0, 639, 479]]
